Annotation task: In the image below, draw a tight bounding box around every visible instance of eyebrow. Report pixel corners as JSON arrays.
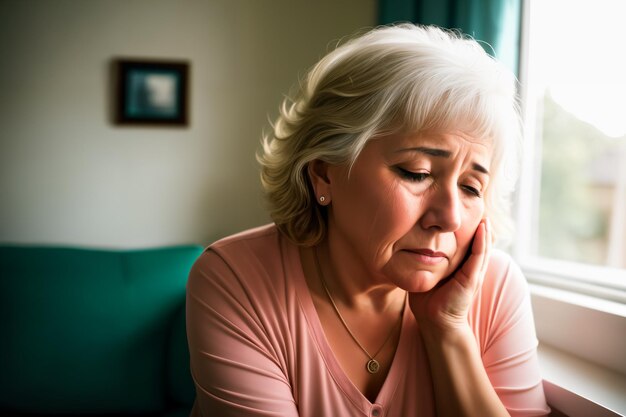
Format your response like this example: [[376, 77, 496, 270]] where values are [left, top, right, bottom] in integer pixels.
[[396, 146, 490, 175]]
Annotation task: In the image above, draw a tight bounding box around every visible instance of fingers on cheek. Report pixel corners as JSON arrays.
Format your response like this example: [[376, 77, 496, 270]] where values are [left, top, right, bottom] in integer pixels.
[[473, 220, 487, 255], [470, 221, 487, 273], [481, 219, 492, 273]]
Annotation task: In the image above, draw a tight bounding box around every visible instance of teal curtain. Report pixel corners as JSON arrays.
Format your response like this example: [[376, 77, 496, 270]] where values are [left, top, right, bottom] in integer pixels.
[[379, 0, 522, 74]]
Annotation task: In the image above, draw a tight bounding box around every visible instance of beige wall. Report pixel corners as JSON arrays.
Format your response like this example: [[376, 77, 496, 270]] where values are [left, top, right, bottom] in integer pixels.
[[0, 0, 375, 248]]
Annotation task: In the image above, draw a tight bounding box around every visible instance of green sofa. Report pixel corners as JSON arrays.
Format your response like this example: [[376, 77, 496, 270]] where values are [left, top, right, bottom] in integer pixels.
[[0, 244, 204, 416]]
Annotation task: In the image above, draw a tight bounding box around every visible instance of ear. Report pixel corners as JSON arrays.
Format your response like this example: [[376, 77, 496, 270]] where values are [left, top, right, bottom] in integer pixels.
[[308, 159, 332, 205]]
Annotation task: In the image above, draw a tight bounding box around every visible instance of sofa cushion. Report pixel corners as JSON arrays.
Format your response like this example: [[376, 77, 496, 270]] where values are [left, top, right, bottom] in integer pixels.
[[0, 245, 203, 414], [166, 303, 196, 407]]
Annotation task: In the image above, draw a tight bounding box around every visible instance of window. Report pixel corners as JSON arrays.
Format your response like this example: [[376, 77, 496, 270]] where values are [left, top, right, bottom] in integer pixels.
[[516, 0, 626, 380], [516, 0, 626, 298]]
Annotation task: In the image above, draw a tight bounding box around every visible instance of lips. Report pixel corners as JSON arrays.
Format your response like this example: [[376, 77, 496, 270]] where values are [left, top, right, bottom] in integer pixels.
[[405, 248, 447, 265]]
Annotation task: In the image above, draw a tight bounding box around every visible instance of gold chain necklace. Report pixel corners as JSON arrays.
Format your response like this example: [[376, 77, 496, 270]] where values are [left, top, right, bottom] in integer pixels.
[[313, 247, 406, 374]]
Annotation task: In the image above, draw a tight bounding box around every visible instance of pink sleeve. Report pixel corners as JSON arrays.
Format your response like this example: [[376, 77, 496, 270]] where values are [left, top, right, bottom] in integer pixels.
[[475, 252, 550, 417], [186, 250, 299, 417]]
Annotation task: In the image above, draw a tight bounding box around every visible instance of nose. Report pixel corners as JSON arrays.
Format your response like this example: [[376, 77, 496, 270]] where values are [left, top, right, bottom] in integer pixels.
[[419, 181, 462, 232]]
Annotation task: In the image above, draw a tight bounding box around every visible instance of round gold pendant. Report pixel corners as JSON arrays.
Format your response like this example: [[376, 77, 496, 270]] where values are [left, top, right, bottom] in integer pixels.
[[366, 359, 380, 374]]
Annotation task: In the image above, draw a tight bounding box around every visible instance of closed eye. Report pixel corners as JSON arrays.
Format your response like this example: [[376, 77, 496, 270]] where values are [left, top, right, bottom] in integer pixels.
[[462, 185, 482, 197], [396, 167, 430, 182]]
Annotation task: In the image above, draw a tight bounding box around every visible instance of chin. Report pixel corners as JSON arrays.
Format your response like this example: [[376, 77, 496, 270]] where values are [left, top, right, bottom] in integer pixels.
[[396, 270, 446, 293]]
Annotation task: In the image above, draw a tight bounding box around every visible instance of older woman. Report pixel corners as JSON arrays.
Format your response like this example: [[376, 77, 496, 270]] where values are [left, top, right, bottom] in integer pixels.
[[187, 24, 550, 417]]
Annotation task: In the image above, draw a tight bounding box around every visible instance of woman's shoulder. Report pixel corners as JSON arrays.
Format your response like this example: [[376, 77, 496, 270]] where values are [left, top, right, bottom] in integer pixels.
[[190, 223, 292, 291], [203, 223, 282, 263], [479, 248, 531, 314], [211, 223, 280, 250], [486, 246, 512, 265]]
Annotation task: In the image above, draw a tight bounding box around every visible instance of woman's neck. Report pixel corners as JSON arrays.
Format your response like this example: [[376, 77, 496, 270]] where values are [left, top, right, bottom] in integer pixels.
[[313, 237, 405, 313]]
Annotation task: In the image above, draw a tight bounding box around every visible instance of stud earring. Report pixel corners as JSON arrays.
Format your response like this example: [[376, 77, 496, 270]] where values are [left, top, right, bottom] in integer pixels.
[[319, 196, 326, 203]]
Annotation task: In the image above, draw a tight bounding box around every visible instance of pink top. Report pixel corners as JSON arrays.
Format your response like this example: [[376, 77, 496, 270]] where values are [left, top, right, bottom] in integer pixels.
[[186, 224, 550, 417]]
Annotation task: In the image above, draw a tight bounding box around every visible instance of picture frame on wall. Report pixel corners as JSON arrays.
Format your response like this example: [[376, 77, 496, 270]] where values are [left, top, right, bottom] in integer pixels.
[[114, 59, 190, 126]]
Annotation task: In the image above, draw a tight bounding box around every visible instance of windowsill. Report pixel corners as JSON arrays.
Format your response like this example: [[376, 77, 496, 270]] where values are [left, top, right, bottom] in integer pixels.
[[538, 343, 626, 417], [528, 282, 626, 374], [528, 281, 626, 416]]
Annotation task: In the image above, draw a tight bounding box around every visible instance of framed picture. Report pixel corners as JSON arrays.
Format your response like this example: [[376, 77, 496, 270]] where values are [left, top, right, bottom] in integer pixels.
[[114, 59, 189, 126]]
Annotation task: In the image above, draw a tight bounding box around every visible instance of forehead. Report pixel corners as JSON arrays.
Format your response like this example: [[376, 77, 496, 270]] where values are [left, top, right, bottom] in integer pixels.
[[383, 130, 493, 159]]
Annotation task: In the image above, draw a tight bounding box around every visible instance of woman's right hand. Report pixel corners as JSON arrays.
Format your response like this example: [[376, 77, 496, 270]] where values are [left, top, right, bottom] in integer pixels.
[[408, 218, 491, 335]]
